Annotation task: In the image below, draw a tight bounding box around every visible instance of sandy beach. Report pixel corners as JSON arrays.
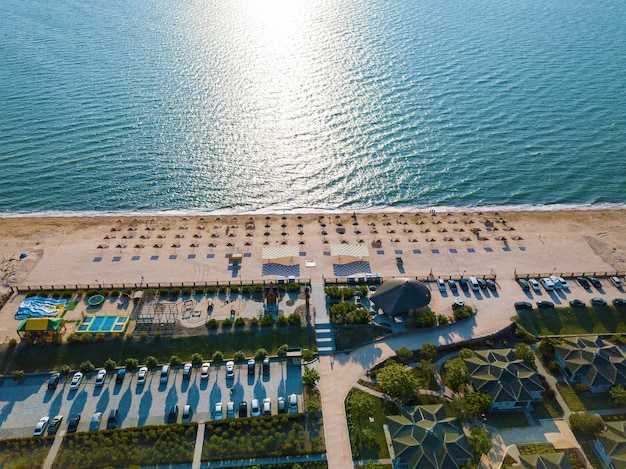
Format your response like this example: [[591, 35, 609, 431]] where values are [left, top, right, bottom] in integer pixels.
[[0, 208, 625, 343]]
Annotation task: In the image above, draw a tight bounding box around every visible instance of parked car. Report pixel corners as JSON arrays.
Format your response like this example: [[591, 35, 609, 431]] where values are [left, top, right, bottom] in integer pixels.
[[48, 415, 63, 435], [137, 366, 148, 385], [540, 278, 555, 291], [183, 363, 192, 379], [518, 279, 530, 291], [116, 369, 126, 384], [226, 361, 235, 378], [89, 412, 102, 431], [611, 277, 623, 288], [33, 417, 49, 436], [182, 405, 193, 423], [238, 401, 248, 418], [160, 364, 170, 384], [250, 399, 261, 417], [437, 279, 446, 292], [95, 369, 106, 387], [613, 298, 626, 306], [529, 278, 541, 293], [167, 405, 179, 424], [277, 397, 286, 414], [67, 414, 81, 433], [214, 403, 223, 421], [514, 302, 533, 310], [247, 359, 256, 375], [201, 362, 210, 380], [226, 401, 235, 419], [468, 277, 480, 291], [588, 277, 602, 289], [557, 277, 569, 290], [106, 409, 119, 429], [447, 279, 457, 291], [591, 297, 607, 306], [262, 358, 270, 376], [262, 398, 271, 416], [478, 278, 488, 290], [69, 372, 83, 390], [47, 372, 60, 390], [577, 277, 591, 289], [487, 279, 497, 291], [289, 394, 298, 414], [459, 278, 469, 292], [569, 299, 585, 307], [452, 300, 465, 310], [536, 301, 555, 308]]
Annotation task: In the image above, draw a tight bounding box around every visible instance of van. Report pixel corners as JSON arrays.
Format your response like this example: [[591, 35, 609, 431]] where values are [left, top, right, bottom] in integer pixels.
[[160, 364, 170, 384], [469, 277, 479, 291]]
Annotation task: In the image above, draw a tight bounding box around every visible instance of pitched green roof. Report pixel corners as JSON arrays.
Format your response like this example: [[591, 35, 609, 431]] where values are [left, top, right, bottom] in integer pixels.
[[519, 453, 573, 469], [598, 421, 626, 469]]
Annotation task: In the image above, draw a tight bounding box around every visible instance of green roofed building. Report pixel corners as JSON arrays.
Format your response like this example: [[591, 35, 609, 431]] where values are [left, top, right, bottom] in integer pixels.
[[463, 349, 544, 411], [387, 404, 473, 469], [595, 421, 626, 469], [518, 453, 573, 469], [553, 336, 626, 393]]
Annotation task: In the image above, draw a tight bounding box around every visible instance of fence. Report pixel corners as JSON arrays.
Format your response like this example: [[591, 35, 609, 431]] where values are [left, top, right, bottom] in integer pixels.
[[323, 272, 497, 285], [514, 271, 626, 280]]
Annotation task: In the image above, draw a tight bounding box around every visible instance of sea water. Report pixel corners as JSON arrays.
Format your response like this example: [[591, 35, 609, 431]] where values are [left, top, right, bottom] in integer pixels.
[[1, 0, 625, 214]]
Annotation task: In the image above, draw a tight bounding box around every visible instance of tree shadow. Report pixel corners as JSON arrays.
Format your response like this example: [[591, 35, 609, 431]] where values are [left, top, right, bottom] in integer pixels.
[[572, 307, 594, 332], [95, 388, 110, 414], [117, 388, 133, 425], [69, 389, 88, 416], [595, 305, 617, 332], [539, 308, 563, 334], [138, 391, 152, 426]]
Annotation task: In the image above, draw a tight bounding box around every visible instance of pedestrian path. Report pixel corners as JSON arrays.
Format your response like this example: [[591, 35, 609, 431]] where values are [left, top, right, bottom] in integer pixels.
[[311, 283, 335, 355]]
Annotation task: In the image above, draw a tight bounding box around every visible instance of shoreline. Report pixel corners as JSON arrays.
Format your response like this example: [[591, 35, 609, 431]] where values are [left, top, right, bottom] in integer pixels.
[[1, 201, 625, 219]]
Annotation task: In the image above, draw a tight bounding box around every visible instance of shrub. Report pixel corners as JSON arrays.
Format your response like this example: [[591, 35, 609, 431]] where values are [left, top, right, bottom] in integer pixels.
[[437, 314, 450, 325], [276, 315, 289, 327], [207, 319, 219, 329], [288, 312, 301, 326], [221, 318, 233, 328], [547, 360, 561, 373], [12, 370, 24, 382], [81, 333, 93, 343], [212, 351, 224, 364], [218, 286, 228, 294], [277, 344, 289, 359], [233, 351, 246, 364], [515, 326, 537, 344], [170, 355, 182, 366], [249, 317, 260, 327], [302, 367, 320, 387], [169, 288, 180, 297], [140, 331, 148, 341], [241, 285, 252, 295], [453, 307, 472, 321], [146, 356, 158, 370], [181, 287, 192, 296], [302, 349, 314, 362], [205, 286, 217, 294], [255, 348, 268, 362], [395, 346, 413, 365], [8, 338, 17, 348], [190, 353, 203, 366], [95, 332, 106, 341], [234, 317, 246, 327], [230, 286, 239, 294], [104, 358, 117, 372], [79, 361, 95, 375], [125, 358, 139, 371], [159, 288, 170, 296], [574, 383, 591, 393], [153, 331, 162, 340], [569, 412, 604, 438], [59, 364, 71, 377], [261, 315, 274, 327], [66, 332, 80, 344]]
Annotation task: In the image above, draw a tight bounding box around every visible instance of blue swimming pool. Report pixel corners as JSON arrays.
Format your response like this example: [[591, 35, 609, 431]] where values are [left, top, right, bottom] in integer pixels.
[[77, 315, 129, 334]]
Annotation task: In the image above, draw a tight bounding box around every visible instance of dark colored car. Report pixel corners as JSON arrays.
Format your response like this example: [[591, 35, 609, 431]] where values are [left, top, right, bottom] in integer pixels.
[[478, 278, 488, 290], [167, 405, 178, 424], [277, 397, 286, 414], [116, 369, 126, 384], [591, 297, 607, 306], [106, 409, 118, 429], [48, 372, 60, 390], [536, 301, 555, 308], [588, 277, 602, 289], [514, 302, 533, 310], [569, 299, 585, 307], [577, 277, 590, 289], [459, 278, 469, 291], [48, 415, 63, 435], [262, 358, 270, 376], [518, 279, 530, 291], [67, 414, 81, 433], [247, 359, 255, 376], [238, 401, 248, 418], [487, 279, 497, 291], [613, 298, 626, 306]]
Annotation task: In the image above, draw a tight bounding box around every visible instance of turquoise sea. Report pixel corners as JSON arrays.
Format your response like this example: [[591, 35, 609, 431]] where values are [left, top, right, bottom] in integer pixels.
[[1, 0, 625, 215]]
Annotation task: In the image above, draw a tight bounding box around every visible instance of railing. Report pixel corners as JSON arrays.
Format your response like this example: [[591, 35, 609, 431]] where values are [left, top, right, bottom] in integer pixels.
[[514, 271, 626, 280]]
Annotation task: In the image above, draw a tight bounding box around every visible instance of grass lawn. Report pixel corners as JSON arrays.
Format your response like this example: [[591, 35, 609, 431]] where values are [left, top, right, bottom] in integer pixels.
[[513, 304, 626, 336], [533, 396, 564, 419], [488, 411, 530, 428], [334, 325, 387, 351], [345, 389, 393, 461], [0, 436, 54, 469], [54, 424, 197, 468], [556, 383, 613, 411], [4, 326, 316, 373], [357, 379, 382, 393]]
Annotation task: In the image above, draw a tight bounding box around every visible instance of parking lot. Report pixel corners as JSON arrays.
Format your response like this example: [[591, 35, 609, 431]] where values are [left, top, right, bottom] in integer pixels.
[[0, 359, 302, 439]]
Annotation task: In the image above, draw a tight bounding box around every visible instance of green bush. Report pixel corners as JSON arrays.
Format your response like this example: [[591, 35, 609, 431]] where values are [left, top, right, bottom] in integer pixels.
[[146, 356, 158, 370], [222, 318, 233, 328], [12, 370, 24, 382], [241, 285, 252, 295], [79, 361, 95, 375], [261, 315, 274, 327], [515, 326, 537, 344], [286, 282, 301, 292], [125, 358, 139, 371], [254, 348, 268, 362], [218, 286, 228, 294], [170, 355, 182, 366], [207, 319, 219, 329], [159, 288, 170, 296], [8, 338, 17, 348], [453, 307, 472, 321], [104, 358, 117, 372], [230, 286, 239, 294], [234, 317, 246, 327], [233, 351, 246, 364], [170, 288, 180, 297], [437, 314, 450, 325], [276, 315, 289, 327], [329, 301, 369, 324], [250, 317, 260, 327], [206, 286, 217, 294], [181, 287, 192, 296], [288, 312, 301, 326], [190, 353, 203, 366], [212, 351, 224, 364]]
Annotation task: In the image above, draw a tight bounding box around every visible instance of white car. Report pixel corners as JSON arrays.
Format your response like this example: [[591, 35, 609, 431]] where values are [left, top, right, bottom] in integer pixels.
[[214, 402, 223, 420], [437, 279, 446, 292], [226, 401, 235, 419], [33, 416, 49, 436], [226, 361, 234, 378], [549, 276, 562, 289], [289, 394, 298, 414], [69, 372, 83, 390], [250, 399, 261, 417], [262, 398, 271, 416], [183, 363, 192, 379], [95, 369, 106, 387], [137, 366, 148, 385], [540, 278, 555, 291], [529, 278, 541, 293], [201, 363, 210, 380]]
